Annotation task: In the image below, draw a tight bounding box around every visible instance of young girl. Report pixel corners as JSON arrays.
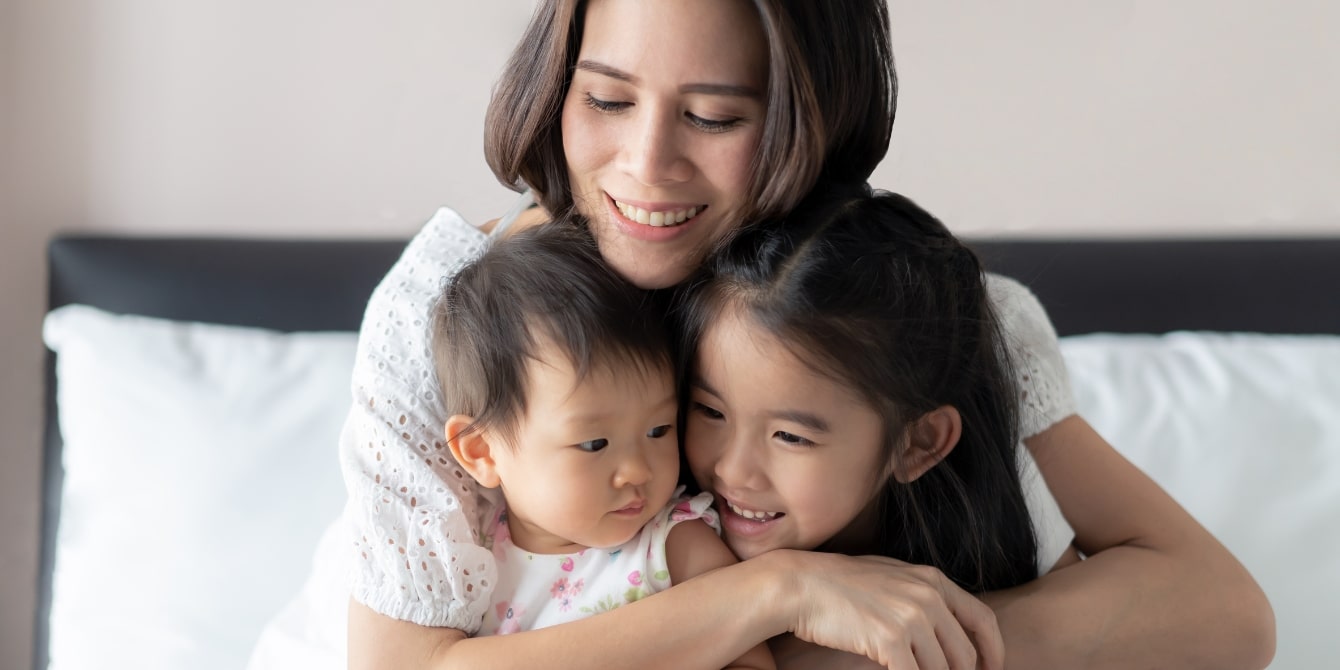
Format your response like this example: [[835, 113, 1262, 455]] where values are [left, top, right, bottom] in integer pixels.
[[429, 223, 773, 669], [676, 188, 1047, 663]]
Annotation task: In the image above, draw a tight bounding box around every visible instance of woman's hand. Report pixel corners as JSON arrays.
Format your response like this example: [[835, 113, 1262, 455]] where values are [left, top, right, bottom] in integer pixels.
[[769, 550, 1003, 670]]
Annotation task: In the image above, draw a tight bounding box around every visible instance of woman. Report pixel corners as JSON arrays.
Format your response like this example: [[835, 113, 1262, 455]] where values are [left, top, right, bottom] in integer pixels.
[[343, 1, 1274, 668]]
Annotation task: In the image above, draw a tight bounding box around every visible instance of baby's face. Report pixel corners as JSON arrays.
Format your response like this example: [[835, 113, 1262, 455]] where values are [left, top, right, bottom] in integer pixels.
[[489, 338, 680, 554]]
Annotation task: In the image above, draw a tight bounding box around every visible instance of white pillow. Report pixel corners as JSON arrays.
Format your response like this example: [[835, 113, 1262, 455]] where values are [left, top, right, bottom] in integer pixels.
[[42, 305, 357, 670], [1062, 332, 1340, 670]]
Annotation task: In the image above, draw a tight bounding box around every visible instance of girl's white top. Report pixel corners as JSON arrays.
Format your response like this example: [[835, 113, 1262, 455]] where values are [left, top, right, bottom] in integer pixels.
[[339, 201, 1077, 632]]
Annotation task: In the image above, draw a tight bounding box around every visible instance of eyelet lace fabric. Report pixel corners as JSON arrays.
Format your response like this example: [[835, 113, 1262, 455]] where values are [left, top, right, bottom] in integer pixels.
[[985, 273, 1078, 438], [339, 207, 501, 631]]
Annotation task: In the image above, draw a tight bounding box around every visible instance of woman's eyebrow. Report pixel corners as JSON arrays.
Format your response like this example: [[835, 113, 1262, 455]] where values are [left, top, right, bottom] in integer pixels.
[[575, 59, 761, 98]]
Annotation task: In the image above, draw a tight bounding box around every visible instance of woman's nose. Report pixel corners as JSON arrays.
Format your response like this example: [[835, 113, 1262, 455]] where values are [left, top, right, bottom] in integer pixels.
[[619, 109, 692, 186]]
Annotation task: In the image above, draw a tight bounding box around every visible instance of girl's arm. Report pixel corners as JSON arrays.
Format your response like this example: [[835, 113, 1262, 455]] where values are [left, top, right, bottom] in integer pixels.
[[348, 547, 1004, 670], [981, 415, 1275, 669], [665, 519, 775, 670]]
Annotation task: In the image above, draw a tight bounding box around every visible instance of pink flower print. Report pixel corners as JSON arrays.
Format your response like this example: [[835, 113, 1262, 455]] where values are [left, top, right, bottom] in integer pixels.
[[550, 577, 570, 599], [494, 601, 524, 635], [553, 578, 584, 612], [627, 570, 643, 586], [560, 557, 574, 572], [670, 499, 696, 522]]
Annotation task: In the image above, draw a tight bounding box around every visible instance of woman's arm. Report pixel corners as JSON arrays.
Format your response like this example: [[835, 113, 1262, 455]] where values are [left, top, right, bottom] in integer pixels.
[[980, 415, 1275, 669], [348, 548, 1004, 670]]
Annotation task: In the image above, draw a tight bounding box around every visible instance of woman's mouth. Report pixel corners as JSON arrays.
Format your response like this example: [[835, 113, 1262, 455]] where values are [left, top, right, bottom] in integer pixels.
[[612, 198, 707, 228]]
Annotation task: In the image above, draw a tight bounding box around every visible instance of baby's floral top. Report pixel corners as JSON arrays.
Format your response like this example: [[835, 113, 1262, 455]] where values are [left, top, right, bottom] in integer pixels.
[[479, 486, 718, 635]]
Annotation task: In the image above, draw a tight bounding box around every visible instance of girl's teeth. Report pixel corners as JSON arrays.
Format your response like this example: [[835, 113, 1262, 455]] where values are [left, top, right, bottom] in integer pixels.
[[727, 501, 779, 521], [614, 200, 703, 227]]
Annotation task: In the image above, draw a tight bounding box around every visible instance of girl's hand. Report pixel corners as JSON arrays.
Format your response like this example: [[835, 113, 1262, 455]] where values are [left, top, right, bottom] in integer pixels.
[[771, 550, 1003, 670]]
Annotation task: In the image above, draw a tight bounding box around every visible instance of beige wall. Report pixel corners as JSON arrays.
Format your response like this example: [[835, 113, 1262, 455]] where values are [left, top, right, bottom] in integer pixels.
[[3, 2, 1338, 667]]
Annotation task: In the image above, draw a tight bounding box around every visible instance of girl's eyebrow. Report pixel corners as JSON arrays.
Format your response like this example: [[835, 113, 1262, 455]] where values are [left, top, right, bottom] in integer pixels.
[[692, 377, 830, 433], [765, 410, 830, 434], [574, 60, 762, 98], [690, 376, 722, 397]]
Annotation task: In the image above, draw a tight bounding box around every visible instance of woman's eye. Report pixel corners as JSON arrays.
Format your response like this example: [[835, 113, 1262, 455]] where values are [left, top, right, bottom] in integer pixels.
[[774, 431, 815, 447], [576, 438, 609, 452], [646, 424, 672, 439], [686, 112, 741, 133], [584, 93, 629, 114], [692, 402, 725, 420]]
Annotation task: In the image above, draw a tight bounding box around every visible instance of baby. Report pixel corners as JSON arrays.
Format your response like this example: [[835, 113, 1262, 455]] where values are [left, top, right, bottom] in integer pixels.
[[430, 222, 772, 669]]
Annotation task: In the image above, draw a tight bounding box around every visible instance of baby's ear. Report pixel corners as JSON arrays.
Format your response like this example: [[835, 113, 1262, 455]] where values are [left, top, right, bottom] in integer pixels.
[[889, 405, 962, 484], [446, 415, 502, 488]]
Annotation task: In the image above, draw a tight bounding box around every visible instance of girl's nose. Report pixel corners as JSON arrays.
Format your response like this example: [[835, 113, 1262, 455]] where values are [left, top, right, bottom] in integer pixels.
[[712, 433, 763, 491]]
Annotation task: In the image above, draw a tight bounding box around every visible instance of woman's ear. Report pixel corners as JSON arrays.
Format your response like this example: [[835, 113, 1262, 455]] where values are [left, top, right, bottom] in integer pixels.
[[446, 415, 502, 488], [890, 405, 962, 484]]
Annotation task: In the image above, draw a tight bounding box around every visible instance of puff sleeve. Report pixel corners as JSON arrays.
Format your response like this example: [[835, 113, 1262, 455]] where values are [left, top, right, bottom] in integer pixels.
[[986, 273, 1078, 438], [339, 208, 500, 631]]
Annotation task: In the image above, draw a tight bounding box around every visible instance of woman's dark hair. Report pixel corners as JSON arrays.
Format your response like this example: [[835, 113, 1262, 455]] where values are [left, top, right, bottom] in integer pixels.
[[431, 220, 671, 444], [676, 188, 1038, 592], [485, 0, 896, 223]]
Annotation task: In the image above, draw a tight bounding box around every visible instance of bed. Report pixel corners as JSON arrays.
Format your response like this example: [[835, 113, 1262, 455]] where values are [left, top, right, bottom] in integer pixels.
[[39, 232, 1340, 669]]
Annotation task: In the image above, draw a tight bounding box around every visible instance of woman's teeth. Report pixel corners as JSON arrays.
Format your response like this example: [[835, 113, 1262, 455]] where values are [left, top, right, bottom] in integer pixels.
[[614, 200, 701, 227], [727, 500, 780, 521]]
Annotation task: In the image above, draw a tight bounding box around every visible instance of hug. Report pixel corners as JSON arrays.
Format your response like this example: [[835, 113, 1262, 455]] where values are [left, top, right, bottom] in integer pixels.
[[341, 1, 1275, 668]]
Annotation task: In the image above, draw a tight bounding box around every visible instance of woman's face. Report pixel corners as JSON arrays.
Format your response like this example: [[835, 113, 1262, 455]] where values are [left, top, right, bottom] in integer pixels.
[[561, 0, 768, 289], [685, 308, 892, 560]]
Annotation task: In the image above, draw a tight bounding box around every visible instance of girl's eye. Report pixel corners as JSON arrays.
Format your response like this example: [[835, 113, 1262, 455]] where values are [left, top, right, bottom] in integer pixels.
[[647, 424, 672, 439], [584, 93, 629, 114], [692, 402, 725, 420], [686, 112, 741, 133], [774, 431, 816, 447], [576, 438, 609, 452]]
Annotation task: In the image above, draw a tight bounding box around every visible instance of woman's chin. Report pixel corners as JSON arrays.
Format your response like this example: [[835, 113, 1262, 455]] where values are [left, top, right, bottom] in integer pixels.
[[603, 253, 697, 289]]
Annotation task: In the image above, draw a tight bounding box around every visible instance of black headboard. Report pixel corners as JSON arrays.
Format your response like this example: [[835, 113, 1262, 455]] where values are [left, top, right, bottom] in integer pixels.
[[38, 236, 407, 670], [36, 234, 1340, 669], [971, 238, 1340, 336]]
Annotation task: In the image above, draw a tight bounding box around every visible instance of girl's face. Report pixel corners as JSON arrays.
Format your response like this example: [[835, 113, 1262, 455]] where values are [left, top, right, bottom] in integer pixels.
[[561, 0, 768, 289], [685, 308, 892, 560]]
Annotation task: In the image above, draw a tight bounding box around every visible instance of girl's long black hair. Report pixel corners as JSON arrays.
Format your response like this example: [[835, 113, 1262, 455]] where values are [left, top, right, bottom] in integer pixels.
[[676, 187, 1039, 592]]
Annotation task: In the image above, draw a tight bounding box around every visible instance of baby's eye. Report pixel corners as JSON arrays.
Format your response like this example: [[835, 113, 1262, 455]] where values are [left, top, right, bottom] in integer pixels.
[[647, 424, 673, 439], [773, 431, 815, 447], [692, 402, 725, 420], [576, 438, 609, 452]]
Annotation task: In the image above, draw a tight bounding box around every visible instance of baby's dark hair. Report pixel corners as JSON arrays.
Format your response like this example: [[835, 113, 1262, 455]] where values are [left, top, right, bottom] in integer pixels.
[[677, 188, 1038, 592], [431, 221, 672, 444]]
